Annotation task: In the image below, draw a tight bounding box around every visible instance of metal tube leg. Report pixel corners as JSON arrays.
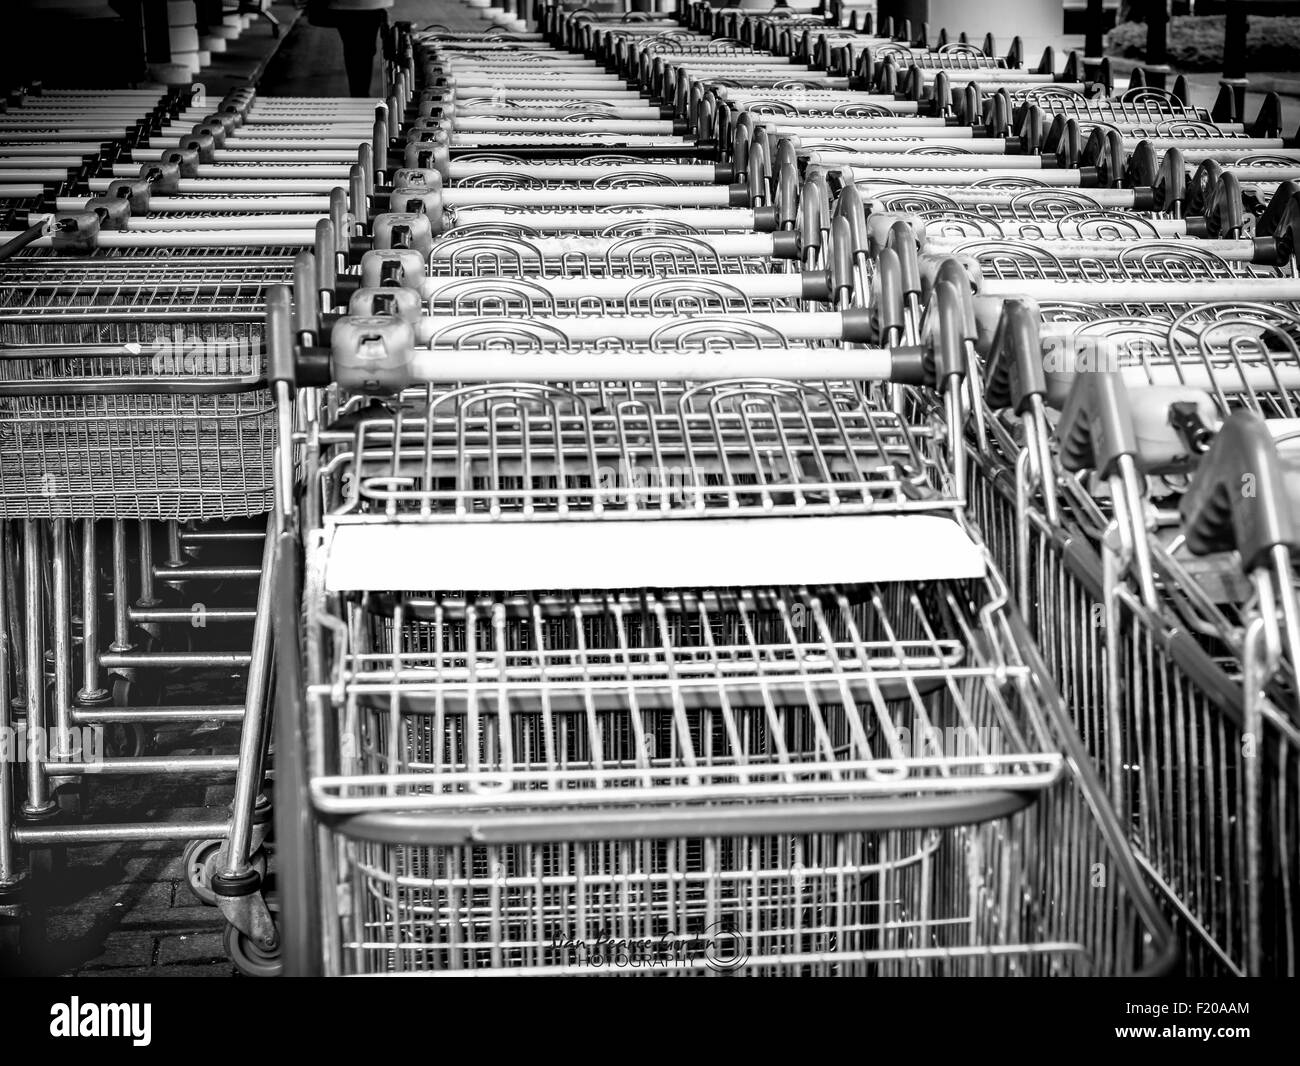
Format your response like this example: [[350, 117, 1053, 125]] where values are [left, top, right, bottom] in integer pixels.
[[221, 517, 277, 878], [109, 519, 133, 676], [21, 521, 53, 819], [165, 521, 184, 569], [49, 520, 74, 761], [0, 523, 18, 886], [136, 519, 159, 608], [77, 520, 107, 705], [4, 522, 25, 712]]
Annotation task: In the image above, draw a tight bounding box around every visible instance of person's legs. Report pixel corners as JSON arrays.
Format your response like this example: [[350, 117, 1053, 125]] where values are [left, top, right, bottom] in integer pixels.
[[337, 11, 385, 97]]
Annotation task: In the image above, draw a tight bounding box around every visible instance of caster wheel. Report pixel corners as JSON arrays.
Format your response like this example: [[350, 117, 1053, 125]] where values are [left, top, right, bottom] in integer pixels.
[[223, 898, 281, 977], [184, 841, 267, 906], [102, 720, 151, 760]]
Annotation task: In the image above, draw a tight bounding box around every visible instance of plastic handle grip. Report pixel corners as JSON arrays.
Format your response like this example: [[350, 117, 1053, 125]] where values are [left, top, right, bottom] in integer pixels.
[[987, 90, 1010, 138], [1257, 179, 1300, 238], [930, 281, 967, 383], [1055, 370, 1139, 478], [330, 189, 350, 253], [1179, 411, 1300, 570], [983, 298, 1046, 415], [349, 165, 367, 219], [1206, 170, 1246, 239], [1019, 104, 1046, 155], [774, 152, 799, 230], [800, 178, 828, 254], [1186, 158, 1224, 218], [931, 71, 951, 116], [874, 248, 905, 341], [746, 154, 767, 207], [314, 219, 335, 295], [266, 285, 296, 388], [1043, 114, 1080, 168], [933, 258, 978, 341], [851, 47, 874, 92], [1125, 139, 1159, 190], [888, 220, 922, 298], [293, 252, 319, 336], [1271, 194, 1300, 264], [1154, 147, 1186, 214], [833, 182, 869, 258], [829, 215, 853, 301]]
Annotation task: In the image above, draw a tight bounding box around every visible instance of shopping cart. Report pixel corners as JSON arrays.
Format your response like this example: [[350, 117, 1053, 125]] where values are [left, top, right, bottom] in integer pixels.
[[964, 297, 1300, 975], [266, 272, 1175, 975], [0, 78, 410, 973]]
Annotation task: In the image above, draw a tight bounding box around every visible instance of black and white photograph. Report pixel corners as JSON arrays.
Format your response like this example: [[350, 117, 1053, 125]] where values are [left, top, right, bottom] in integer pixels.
[[0, 0, 1295, 1039]]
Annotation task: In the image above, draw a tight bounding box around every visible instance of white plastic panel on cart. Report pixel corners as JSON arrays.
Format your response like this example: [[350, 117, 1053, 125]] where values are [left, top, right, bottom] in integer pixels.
[[321, 515, 986, 591]]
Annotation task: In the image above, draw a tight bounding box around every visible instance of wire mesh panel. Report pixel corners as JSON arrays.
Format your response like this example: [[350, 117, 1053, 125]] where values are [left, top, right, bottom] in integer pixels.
[[302, 580, 1164, 976], [332, 765, 1164, 976], [321, 381, 950, 522], [965, 430, 1300, 977]]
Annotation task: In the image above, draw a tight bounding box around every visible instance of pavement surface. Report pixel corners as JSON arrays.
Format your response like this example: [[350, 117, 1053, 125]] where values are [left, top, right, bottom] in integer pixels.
[[260, 0, 486, 96]]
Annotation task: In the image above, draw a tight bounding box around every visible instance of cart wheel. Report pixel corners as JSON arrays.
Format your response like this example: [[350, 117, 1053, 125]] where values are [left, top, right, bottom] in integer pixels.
[[223, 899, 281, 978], [106, 678, 154, 757], [184, 841, 267, 907], [102, 720, 151, 761]]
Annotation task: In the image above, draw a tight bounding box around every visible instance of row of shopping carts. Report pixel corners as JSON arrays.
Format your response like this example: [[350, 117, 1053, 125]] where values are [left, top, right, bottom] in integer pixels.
[[0, 71, 424, 972], [249, 0, 1279, 977], [3, 0, 1296, 977], [654, 1, 1300, 977]]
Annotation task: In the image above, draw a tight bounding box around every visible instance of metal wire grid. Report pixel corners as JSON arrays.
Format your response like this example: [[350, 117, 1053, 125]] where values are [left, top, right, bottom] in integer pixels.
[[310, 574, 1066, 826], [0, 255, 292, 517], [964, 451, 1300, 976], [867, 187, 1147, 225], [319, 381, 950, 521], [423, 279, 795, 317], [332, 578, 1050, 783], [907, 208, 1167, 240], [16, 243, 305, 259], [970, 240, 1267, 282], [451, 170, 703, 189], [742, 99, 904, 117], [333, 765, 1158, 975], [875, 48, 1007, 72], [0, 389, 275, 520], [1023, 308, 1300, 412], [1021, 90, 1214, 125], [428, 230, 781, 279], [0, 261, 290, 346]]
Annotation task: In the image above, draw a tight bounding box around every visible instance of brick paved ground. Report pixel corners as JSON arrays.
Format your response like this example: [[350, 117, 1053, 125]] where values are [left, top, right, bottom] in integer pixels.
[[27, 722, 243, 976]]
